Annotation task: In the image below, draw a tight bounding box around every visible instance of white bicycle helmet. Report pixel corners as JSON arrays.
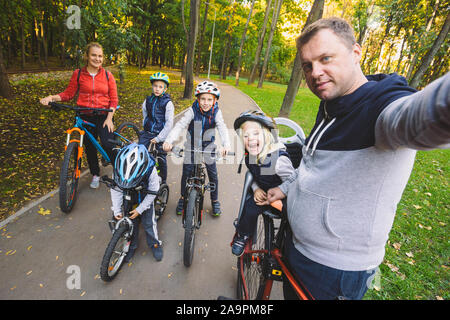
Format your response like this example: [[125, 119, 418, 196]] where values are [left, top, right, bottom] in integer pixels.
[[194, 81, 220, 100]]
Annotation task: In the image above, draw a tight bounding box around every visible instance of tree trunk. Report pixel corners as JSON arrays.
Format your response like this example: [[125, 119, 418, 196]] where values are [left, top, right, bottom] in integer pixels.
[[181, 0, 189, 84], [195, 1, 209, 77], [0, 41, 12, 99], [235, 0, 256, 86], [406, 0, 440, 81], [278, 0, 325, 118], [221, 1, 235, 80], [257, 0, 283, 88], [409, 11, 450, 88], [248, 0, 273, 85], [183, 0, 200, 99]]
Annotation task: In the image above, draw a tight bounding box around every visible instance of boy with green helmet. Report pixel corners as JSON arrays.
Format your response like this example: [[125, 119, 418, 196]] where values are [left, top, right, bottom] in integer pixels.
[[138, 72, 174, 184]]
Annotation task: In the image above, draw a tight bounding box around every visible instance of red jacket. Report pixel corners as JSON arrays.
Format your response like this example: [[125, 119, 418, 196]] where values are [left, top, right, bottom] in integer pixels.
[[58, 66, 118, 109]]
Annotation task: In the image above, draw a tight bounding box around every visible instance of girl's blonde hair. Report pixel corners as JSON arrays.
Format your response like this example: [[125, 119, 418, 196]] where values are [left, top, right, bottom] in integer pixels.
[[239, 120, 285, 164], [83, 42, 103, 64]]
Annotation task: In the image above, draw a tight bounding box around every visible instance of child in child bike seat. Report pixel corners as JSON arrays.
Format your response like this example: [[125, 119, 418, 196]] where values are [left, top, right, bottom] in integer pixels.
[[231, 110, 295, 256], [163, 81, 230, 216], [110, 143, 163, 262], [138, 72, 174, 184]]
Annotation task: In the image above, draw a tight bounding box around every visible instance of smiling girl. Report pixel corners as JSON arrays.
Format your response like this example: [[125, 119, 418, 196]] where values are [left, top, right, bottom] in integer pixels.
[[231, 110, 295, 256]]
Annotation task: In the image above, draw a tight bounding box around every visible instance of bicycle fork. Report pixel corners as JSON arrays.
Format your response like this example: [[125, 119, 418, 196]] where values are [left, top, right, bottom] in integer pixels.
[[65, 127, 85, 179]]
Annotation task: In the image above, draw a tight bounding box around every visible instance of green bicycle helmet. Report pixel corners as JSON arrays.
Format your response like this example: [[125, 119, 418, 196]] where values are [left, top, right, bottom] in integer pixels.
[[150, 72, 170, 87]]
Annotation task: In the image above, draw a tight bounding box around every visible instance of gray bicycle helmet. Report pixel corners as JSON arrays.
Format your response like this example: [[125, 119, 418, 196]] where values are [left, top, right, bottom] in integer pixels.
[[233, 110, 277, 132]]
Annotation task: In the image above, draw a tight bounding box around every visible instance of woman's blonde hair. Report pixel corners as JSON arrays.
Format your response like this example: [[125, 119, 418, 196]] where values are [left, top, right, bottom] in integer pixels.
[[83, 42, 103, 64], [239, 120, 285, 164]]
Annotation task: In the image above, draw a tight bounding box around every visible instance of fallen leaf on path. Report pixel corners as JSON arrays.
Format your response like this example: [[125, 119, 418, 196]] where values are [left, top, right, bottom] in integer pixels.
[[26, 270, 32, 276], [37, 207, 51, 216], [80, 291, 86, 297]]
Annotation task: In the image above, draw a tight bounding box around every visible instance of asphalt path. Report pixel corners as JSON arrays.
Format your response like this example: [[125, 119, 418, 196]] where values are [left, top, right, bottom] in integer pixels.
[[0, 80, 283, 300]]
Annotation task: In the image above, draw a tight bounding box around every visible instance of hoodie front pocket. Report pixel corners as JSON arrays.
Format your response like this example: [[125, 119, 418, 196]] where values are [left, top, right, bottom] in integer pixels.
[[288, 187, 342, 251]]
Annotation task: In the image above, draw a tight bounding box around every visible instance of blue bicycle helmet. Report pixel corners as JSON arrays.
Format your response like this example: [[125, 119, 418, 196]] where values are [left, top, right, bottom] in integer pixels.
[[113, 143, 155, 189]]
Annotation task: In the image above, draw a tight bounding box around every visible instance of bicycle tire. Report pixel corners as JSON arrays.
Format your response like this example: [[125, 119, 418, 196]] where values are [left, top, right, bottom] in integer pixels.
[[155, 183, 169, 220], [115, 122, 140, 145], [183, 189, 199, 267], [59, 141, 80, 213], [100, 224, 130, 282], [236, 214, 274, 300]]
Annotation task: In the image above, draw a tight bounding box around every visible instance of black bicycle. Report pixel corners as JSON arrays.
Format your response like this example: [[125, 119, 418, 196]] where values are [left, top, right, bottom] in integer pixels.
[[172, 147, 234, 267], [99, 175, 158, 282]]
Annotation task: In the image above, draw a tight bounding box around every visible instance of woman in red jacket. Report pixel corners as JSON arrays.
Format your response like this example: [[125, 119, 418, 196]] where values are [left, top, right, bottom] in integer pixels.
[[40, 42, 118, 189]]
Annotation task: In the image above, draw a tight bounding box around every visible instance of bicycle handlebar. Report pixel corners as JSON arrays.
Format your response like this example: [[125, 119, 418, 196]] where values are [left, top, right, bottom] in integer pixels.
[[48, 102, 113, 113], [171, 146, 235, 158], [100, 175, 158, 195]]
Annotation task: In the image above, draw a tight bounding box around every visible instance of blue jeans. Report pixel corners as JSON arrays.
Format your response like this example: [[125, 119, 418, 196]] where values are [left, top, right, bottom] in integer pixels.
[[129, 204, 161, 252], [283, 233, 376, 300]]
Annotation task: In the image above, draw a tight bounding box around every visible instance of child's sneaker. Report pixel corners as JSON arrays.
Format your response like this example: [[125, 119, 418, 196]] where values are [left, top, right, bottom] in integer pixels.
[[212, 200, 222, 216], [90, 175, 100, 189], [232, 234, 249, 257], [176, 198, 184, 215], [151, 243, 163, 261]]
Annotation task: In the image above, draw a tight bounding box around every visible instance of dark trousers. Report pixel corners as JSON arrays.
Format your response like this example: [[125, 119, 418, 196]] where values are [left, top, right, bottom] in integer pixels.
[[138, 131, 167, 183], [235, 193, 261, 237], [80, 114, 117, 176], [126, 204, 161, 254], [180, 149, 218, 201], [282, 232, 377, 300]]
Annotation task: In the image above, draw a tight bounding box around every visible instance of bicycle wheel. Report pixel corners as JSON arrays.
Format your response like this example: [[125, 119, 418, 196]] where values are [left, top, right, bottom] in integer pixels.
[[155, 183, 169, 220], [183, 189, 199, 267], [59, 141, 80, 213], [100, 224, 130, 282], [115, 122, 140, 145], [236, 214, 274, 300]]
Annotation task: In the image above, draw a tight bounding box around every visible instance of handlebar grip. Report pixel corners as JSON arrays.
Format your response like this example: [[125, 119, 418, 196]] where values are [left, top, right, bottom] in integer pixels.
[[108, 138, 124, 147], [227, 151, 235, 156]]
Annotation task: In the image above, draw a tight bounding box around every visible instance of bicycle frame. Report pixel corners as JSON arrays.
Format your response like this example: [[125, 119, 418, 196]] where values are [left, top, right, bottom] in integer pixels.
[[237, 171, 313, 301], [65, 115, 112, 164]]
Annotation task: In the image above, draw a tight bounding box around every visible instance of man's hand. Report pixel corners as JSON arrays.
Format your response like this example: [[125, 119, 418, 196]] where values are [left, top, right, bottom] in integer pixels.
[[129, 209, 140, 220], [267, 187, 286, 203]]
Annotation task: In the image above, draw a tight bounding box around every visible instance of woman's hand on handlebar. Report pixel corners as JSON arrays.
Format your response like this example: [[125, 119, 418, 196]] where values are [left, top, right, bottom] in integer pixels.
[[40, 95, 61, 106]]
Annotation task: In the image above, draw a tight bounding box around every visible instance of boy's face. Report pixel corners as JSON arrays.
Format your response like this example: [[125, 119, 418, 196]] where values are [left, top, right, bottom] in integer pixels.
[[152, 80, 166, 96], [241, 121, 264, 156], [198, 93, 216, 112]]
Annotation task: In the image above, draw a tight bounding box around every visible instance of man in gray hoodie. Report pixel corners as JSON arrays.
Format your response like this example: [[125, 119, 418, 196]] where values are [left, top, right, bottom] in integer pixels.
[[267, 17, 450, 299]]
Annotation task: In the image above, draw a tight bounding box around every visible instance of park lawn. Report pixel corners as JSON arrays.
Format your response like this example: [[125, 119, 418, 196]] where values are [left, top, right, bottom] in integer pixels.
[[0, 65, 193, 222], [211, 74, 449, 300]]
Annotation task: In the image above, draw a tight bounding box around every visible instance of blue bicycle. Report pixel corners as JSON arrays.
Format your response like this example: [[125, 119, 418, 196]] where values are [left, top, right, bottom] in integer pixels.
[[49, 102, 140, 213]]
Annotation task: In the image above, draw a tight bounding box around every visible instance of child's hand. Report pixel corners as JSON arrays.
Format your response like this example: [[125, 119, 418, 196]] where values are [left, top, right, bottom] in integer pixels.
[[254, 188, 268, 206], [129, 209, 140, 219], [115, 213, 123, 220], [163, 142, 172, 152], [220, 147, 230, 157], [267, 187, 286, 203]]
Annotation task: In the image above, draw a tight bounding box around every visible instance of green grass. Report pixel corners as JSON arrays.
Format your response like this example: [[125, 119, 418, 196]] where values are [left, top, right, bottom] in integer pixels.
[[209, 73, 449, 300]]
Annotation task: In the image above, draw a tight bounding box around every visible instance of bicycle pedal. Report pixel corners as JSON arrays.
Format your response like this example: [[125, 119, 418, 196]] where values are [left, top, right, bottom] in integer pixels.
[[205, 182, 216, 192]]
